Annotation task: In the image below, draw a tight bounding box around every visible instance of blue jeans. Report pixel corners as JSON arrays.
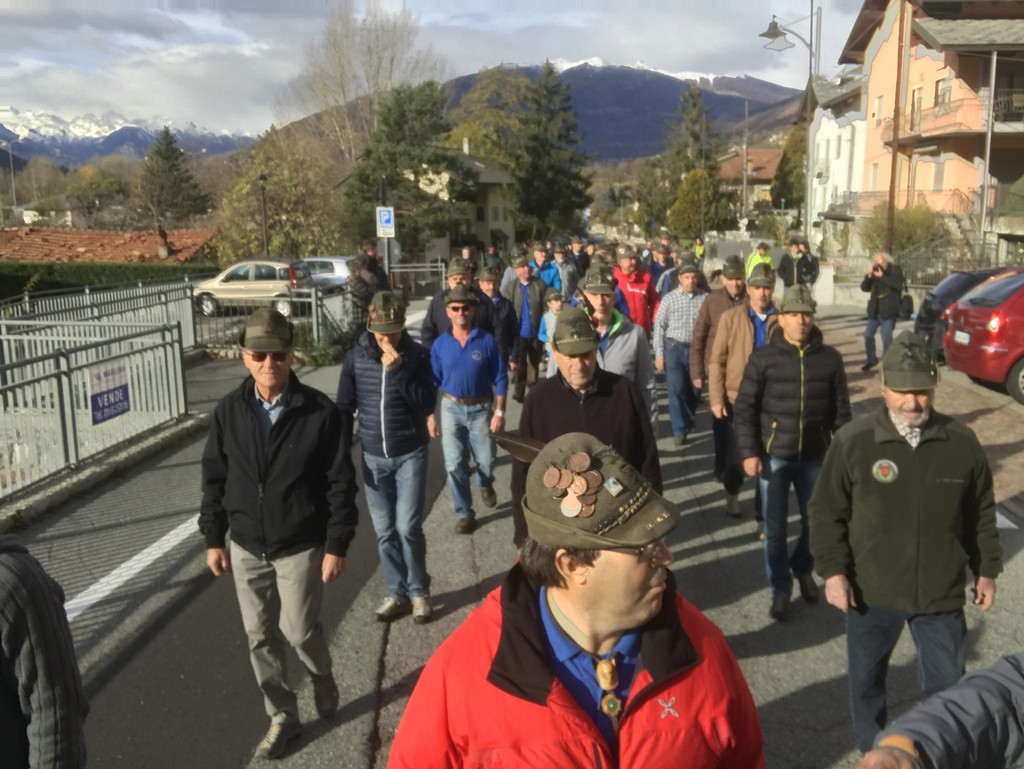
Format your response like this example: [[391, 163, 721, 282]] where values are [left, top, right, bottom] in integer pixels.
[[758, 454, 821, 596], [864, 317, 896, 364], [664, 341, 699, 436], [361, 445, 430, 602], [846, 605, 966, 752], [439, 398, 494, 520]]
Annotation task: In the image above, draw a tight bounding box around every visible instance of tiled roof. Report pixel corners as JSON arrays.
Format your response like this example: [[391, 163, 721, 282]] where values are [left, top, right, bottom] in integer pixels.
[[0, 227, 217, 263], [914, 18, 1024, 51], [719, 149, 784, 184]]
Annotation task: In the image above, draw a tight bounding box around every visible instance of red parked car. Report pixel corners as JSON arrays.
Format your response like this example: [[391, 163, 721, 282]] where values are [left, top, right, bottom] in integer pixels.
[[944, 266, 1024, 405]]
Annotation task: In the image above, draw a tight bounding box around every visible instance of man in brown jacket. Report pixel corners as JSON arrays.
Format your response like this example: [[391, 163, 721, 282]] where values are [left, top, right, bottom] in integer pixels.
[[692, 255, 747, 481], [708, 263, 778, 519]]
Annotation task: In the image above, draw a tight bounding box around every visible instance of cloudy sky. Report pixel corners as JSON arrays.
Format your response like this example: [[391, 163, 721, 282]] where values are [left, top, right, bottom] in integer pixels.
[[0, 0, 863, 135]]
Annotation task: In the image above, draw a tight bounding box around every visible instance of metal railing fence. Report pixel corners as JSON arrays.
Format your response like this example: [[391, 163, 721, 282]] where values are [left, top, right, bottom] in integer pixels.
[[0, 322, 186, 499]]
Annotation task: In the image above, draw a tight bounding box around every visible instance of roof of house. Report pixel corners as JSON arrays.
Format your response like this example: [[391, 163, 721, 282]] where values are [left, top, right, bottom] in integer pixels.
[[914, 18, 1024, 51], [719, 148, 784, 184], [0, 226, 217, 263], [812, 73, 866, 109], [450, 150, 514, 185]]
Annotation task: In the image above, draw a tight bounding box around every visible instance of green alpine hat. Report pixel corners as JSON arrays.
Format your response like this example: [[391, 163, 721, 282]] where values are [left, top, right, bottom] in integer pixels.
[[615, 244, 637, 261], [478, 259, 503, 280], [747, 262, 776, 288], [722, 255, 745, 280], [239, 308, 293, 352], [544, 286, 563, 303], [446, 256, 471, 278], [551, 307, 599, 355], [524, 432, 678, 549], [580, 268, 617, 295], [366, 291, 405, 334], [779, 284, 816, 314], [512, 253, 532, 269], [881, 330, 938, 391], [677, 259, 700, 275], [445, 285, 479, 306]]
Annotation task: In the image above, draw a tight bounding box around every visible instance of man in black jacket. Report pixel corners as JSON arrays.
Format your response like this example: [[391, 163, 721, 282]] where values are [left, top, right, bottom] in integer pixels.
[[735, 285, 851, 621], [503, 253, 549, 403], [337, 292, 437, 625], [199, 308, 358, 759], [420, 257, 500, 350], [860, 252, 906, 371]]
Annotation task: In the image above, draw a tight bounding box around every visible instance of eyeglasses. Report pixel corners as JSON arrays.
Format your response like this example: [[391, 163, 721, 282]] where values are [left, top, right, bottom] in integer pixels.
[[607, 539, 665, 566], [448, 305, 473, 313], [246, 351, 289, 362]]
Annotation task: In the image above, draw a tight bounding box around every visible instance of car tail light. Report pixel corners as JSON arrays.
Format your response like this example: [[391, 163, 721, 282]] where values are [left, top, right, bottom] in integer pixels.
[[288, 265, 297, 288], [986, 313, 1003, 334], [941, 303, 955, 321]]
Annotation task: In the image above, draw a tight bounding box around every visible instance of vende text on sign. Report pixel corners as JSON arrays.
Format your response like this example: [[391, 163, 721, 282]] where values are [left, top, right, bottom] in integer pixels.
[[90, 359, 132, 425]]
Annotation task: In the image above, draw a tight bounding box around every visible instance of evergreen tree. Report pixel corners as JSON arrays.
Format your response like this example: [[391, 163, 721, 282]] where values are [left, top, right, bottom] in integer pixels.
[[667, 168, 720, 240], [511, 62, 592, 237], [771, 122, 807, 216], [138, 127, 211, 226], [344, 81, 479, 258]]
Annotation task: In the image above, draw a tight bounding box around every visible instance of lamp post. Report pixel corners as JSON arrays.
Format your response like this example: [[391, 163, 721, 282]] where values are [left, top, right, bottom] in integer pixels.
[[760, 2, 821, 246], [257, 172, 268, 256]]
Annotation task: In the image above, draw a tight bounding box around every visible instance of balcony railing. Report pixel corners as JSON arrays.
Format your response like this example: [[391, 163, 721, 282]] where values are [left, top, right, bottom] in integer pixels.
[[828, 189, 976, 217], [881, 89, 1024, 143]]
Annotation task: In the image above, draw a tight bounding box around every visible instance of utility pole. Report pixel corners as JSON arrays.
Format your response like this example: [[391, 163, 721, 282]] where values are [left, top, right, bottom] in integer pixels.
[[884, 0, 908, 254], [742, 100, 749, 220], [258, 173, 268, 256], [380, 175, 391, 275]]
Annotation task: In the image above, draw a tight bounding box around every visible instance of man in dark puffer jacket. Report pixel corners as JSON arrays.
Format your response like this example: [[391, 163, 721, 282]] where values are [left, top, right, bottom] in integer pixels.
[[337, 292, 437, 624], [734, 285, 851, 621]]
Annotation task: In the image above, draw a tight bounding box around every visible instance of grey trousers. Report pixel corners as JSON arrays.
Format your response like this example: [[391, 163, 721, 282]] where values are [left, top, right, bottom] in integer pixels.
[[230, 541, 333, 723]]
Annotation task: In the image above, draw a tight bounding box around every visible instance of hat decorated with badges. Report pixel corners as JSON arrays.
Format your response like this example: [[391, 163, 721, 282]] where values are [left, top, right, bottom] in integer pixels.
[[747, 262, 776, 288], [446, 256, 471, 278], [524, 432, 677, 549], [512, 253, 532, 269], [580, 267, 617, 295], [779, 284, 816, 314], [544, 286, 563, 302], [881, 331, 938, 391], [722, 255, 745, 280], [615, 244, 637, 261], [551, 307, 600, 355], [366, 291, 405, 334], [445, 285, 479, 305], [239, 308, 293, 352], [677, 258, 700, 275]]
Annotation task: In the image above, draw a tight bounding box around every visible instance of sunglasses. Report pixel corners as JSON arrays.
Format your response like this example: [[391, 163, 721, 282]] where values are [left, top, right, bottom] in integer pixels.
[[607, 539, 664, 566], [448, 304, 473, 313], [246, 351, 289, 362]]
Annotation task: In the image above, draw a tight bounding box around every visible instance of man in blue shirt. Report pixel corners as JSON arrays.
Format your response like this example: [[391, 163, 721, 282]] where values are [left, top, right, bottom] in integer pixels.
[[428, 286, 508, 534]]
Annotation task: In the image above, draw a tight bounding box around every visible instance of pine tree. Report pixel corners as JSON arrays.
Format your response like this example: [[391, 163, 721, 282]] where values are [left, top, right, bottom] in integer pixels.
[[344, 81, 479, 258], [511, 62, 592, 237], [138, 127, 211, 226], [771, 122, 807, 215]]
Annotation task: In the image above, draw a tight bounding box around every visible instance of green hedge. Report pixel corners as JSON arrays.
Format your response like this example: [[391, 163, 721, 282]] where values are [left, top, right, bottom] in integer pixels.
[[0, 261, 217, 299]]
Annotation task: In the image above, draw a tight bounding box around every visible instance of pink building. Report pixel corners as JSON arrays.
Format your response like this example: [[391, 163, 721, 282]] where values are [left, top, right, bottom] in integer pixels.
[[840, 0, 1024, 262]]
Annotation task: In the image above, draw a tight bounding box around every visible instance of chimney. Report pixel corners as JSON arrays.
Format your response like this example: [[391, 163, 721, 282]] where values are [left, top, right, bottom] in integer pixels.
[[463, 137, 469, 155]]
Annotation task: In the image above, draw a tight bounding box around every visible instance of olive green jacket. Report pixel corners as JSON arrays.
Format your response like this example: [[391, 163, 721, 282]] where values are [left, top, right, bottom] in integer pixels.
[[809, 407, 1002, 614]]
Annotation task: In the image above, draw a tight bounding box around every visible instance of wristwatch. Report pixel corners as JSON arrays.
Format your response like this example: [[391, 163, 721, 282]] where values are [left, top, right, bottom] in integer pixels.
[[494, 409, 504, 418]]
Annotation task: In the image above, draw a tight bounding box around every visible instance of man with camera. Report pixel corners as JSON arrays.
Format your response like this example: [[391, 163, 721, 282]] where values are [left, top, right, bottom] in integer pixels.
[[860, 252, 906, 372]]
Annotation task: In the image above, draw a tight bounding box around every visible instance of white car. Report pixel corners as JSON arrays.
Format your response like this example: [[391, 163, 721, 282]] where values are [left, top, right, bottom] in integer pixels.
[[301, 256, 356, 293], [192, 259, 312, 317]]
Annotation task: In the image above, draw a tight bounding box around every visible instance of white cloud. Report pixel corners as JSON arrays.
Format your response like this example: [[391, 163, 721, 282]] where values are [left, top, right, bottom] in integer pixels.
[[0, 0, 863, 135]]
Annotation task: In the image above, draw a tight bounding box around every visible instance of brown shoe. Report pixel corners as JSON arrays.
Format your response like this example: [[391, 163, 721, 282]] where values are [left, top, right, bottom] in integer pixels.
[[480, 487, 497, 508], [455, 517, 476, 534]]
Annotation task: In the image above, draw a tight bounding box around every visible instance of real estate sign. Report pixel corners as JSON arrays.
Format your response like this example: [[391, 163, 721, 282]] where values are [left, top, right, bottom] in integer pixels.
[[90, 359, 132, 425]]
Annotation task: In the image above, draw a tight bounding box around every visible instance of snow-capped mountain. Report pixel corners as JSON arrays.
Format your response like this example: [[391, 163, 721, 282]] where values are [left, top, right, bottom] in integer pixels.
[[0, 106, 254, 166]]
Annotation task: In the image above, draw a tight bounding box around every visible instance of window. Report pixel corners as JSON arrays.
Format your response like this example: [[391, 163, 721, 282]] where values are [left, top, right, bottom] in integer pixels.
[[476, 206, 485, 222], [933, 160, 945, 192], [255, 264, 277, 281], [836, 137, 842, 159], [874, 95, 884, 126], [226, 265, 250, 282], [492, 205, 499, 221], [870, 163, 879, 191]]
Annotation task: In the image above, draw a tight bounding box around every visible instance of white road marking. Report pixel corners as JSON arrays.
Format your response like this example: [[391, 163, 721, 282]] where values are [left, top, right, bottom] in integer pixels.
[[65, 515, 199, 623], [405, 310, 426, 327]]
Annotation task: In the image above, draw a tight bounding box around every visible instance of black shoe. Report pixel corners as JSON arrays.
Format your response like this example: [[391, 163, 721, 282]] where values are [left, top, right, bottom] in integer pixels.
[[860, 361, 877, 372], [511, 393, 524, 403], [673, 434, 687, 448], [455, 518, 476, 534], [255, 720, 302, 760], [797, 573, 819, 604], [769, 592, 789, 621], [712, 468, 725, 483], [311, 673, 339, 719]]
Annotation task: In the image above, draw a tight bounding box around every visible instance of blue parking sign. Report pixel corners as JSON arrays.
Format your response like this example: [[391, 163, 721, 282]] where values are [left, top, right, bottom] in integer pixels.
[[376, 206, 396, 237]]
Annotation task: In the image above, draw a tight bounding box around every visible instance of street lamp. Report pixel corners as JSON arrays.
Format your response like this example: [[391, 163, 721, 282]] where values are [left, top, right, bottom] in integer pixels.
[[760, 2, 821, 245], [257, 172, 268, 256]]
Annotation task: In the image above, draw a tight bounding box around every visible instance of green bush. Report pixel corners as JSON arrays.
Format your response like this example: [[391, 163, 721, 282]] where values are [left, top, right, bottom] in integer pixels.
[[859, 204, 940, 256], [0, 261, 217, 299]]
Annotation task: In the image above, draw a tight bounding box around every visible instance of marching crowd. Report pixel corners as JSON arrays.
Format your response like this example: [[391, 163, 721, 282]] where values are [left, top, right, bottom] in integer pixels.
[[0, 237, 1012, 769]]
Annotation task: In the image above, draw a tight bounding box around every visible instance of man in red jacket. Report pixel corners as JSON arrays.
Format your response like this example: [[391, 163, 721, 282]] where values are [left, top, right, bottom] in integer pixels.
[[612, 243, 659, 336], [388, 432, 765, 769]]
